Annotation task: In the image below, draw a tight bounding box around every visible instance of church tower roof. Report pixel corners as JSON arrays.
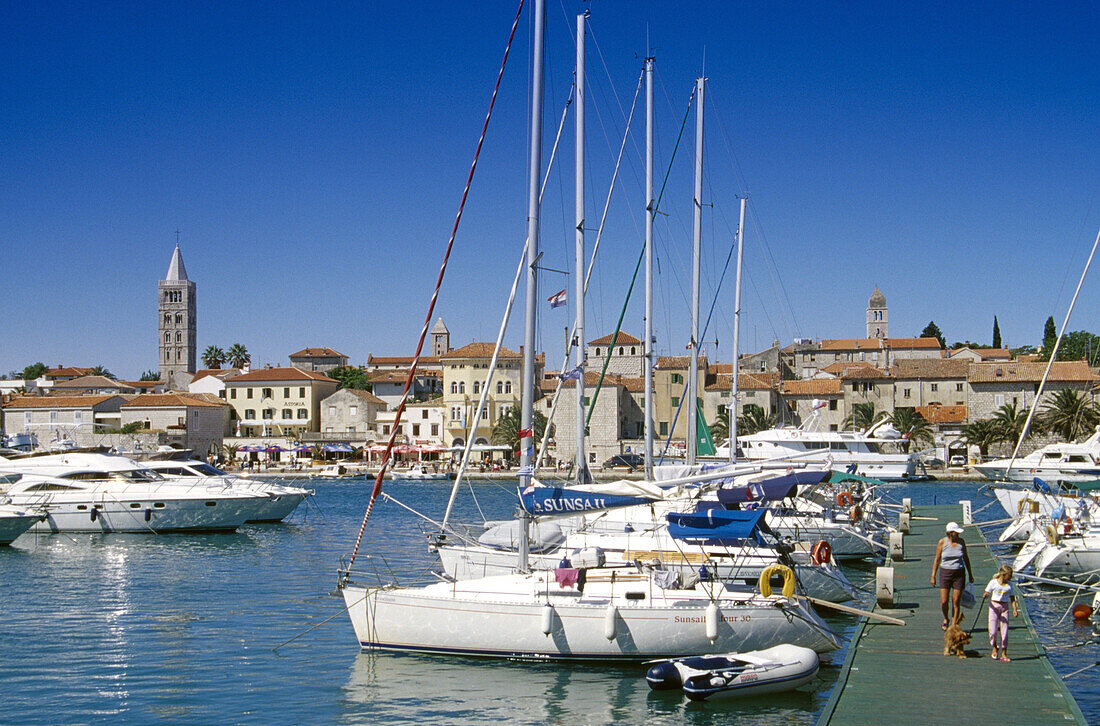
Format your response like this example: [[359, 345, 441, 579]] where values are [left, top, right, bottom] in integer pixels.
[[868, 286, 886, 308], [166, 244, 188, 282], [431, 318, 449, 334]]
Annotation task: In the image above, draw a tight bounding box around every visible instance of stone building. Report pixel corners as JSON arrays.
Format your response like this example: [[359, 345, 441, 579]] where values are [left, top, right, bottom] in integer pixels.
[[440, 342, 525, 448], [369, 369, 443, 409], [158, 244, 197, 384], [652, 356, 708, 444], [778, 379, 842, 428], [431, 318, 451, 357], [2, 395, 126, 441], [586, 332, 644, 378], [542, 372, 643, 467], [288, 348, 349, 372], [50, 376, 137, 396], [890, 359, 969, 408], [867, 286, 888, 338], [784, 337, 941, 379], [120, 393, 229, 458], [319, 388, 388, 440], [703, 371, 780, 426], [224, 367, 338, 438], [966, 360, 1095, 420]]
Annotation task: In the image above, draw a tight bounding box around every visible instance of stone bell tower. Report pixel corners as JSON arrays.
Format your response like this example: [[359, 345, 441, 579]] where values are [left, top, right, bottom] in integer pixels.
[[866, 286, 888, 339], [158, 242, 197, 383]]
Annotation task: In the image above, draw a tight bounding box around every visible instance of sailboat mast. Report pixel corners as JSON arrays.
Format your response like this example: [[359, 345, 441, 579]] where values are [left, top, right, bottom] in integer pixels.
[[574, 11, 588, 482], [643, 57, 655, 479], [687, 76, 704, 466], [729, 196, 746, 464], [519, 0, 546, 570]]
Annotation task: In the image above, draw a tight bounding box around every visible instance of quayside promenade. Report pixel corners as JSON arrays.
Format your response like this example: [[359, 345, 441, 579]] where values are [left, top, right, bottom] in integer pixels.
[[817, 503, 1087, 725]]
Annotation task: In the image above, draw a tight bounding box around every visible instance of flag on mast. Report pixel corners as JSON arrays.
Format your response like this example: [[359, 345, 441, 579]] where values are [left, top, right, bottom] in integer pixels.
[[548, 289, 567, 308]]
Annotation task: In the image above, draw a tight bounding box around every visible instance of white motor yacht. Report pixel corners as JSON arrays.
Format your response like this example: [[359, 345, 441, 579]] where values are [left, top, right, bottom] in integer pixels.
[[0, 503, 44, 545], [143, 459, 312, 522], [974, 427, 1100, 485]]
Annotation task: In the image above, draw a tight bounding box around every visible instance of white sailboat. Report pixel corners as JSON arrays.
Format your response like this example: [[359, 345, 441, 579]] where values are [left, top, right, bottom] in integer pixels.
[[340, 6, 841, 660]]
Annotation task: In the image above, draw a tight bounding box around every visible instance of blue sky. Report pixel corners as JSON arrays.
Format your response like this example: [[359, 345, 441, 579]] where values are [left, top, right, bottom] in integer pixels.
[[2, 1, 1099, 378]]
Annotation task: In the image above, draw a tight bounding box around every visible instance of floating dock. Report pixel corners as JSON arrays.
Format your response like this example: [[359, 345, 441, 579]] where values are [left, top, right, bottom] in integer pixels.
[[817, 504, 1087, 725]]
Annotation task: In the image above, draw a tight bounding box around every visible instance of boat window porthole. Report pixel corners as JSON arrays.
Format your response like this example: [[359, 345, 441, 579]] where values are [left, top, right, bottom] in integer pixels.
[[154, 502, 166, 508], [76, 505, 87, 511], [130, 503, 141, 509], [205, 501, 217, 507]]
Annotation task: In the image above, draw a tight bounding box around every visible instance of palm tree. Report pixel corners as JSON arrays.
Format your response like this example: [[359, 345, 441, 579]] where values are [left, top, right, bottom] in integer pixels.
[[842, 402, 884, 432], [491, 406, 550, 453], [226, 343, 251, 370], [991, 403, 1028, 446], [1039, 388, 1100, 441], [709, 408, 730, 442], [739, 404, 777, 436], [887, 407, 934, 453], [202, 345, 226, 369], [961, 419, 998, 457], [89, 365, 115, 380]]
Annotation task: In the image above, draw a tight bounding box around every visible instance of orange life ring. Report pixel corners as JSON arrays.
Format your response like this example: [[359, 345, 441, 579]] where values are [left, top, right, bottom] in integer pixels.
[[811, 539, 832, 565], [836, 491, 855, 508], [849, 505, 862, 522]]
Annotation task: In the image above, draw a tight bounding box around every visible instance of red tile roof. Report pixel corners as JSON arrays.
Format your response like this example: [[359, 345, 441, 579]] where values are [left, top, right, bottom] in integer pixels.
[[190, 368, 242, 383], [122, 393, 226, 409], [820, 361, 879, 377], [780, 379, 843, 396], [968, 360, 1095, 384], [656, 355, 709, 370], [705, 372, 779, 391], [42, 366, 95, 379], [817, 337, 941, 351], [915, 404, 968, 424], [340, 389, 388, 406], [289, 347, 347, 359], [3, 395, 121, 409], [891, 359, 970, 379], [588, 332, 642, 346], [51, 375, 133, 389], [366, 355, 441, 366], [439, 342, 521, 360], [226, 367, 337, 383]]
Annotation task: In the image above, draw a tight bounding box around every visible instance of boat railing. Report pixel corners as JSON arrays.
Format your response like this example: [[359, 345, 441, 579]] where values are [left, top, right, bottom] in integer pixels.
[[338, 552, 440, 590]]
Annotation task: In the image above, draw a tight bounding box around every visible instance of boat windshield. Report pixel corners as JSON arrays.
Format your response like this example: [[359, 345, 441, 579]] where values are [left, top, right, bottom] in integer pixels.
[[190, 463, 226, 476]]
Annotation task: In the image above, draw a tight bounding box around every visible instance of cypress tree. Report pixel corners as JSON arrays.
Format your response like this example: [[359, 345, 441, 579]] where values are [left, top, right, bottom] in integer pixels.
[[992, 316, 1002, 349], [1043, 316, 1057, 350]]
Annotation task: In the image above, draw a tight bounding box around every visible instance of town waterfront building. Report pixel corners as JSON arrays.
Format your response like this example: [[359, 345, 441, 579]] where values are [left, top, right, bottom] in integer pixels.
[[1, 395, 126, 442], [288, 348, 349, 373], [440, 342, 524, 449], [224, 367, 338, 438], [586, 332, 644, 378], [319, 388, 388, 440], [158, 244, 197, 386], [120, 393, 229, 459]]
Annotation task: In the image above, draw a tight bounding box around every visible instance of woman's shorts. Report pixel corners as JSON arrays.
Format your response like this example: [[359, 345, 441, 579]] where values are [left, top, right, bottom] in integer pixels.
[[939, 567, 966, 591]]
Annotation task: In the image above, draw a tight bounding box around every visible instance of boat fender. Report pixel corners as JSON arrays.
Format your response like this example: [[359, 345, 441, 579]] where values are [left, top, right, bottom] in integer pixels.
[[1072, 603, 1093, 621], [1063, 519, 1073, 536], [836, 491, 854, 508], [849, 505, 862, 523], [705, 602, 720, 642], [810, 540, 832, 566], [541, 603, 554, 636], [90, 507, 98, 522], [604, 604, 617, 641], [1045, 524, 1060, 546], [144, 508, 152, 522], [758, 564, 795, 598]]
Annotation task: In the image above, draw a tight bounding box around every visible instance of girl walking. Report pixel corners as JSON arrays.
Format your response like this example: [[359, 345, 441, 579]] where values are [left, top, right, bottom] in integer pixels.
[[982, 565, 1019, 661]]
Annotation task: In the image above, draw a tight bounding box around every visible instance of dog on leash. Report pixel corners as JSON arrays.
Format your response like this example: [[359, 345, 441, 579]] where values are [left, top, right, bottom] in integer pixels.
[[943, 622, 971, 658]]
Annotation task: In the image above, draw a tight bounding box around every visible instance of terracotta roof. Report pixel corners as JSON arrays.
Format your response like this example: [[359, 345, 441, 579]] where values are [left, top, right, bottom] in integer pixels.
[[341, 389, 388, 406], [122, 381, 163, 389], [656, 355, 709, 370], [122, 393, 226, 409], [947, 347, 1012, 361], [820, 361, 879, 377], [968, 360, 1095, 384], [891, 358, 970, 379], [780, 379, 843, 396], [405, 397, 444, 408], [42, 366, 95, 379], [289, 347, 347, 359], [366, 355, 440, 366], [706, 373, 779, 391], [3, 395, 121, 409], [817, 337, 941, 351], [588, 332, 642, 346], [190, 368, 241, 383], [439, 342, 521, 360], [226, 367, 337, 384], [618, 376, 645, 393], [914, 404, 968, 424], [839, 366, 890, 380], [51, 375, 133, 389]]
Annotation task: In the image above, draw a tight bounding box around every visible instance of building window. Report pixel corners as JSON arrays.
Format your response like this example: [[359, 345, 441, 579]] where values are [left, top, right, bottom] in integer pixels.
[[496, 381, 503, 394], [24, 412, 31, 425], [49, 410, 58, 423], [175, 314, 182, 324], [473, 381, 481, 395], [619, 347, 624, 355], [595, 348, 601, 357], [325, 426, 333, 433], [671, 396, 680, 407], [956, 383, 964, 392], [262, 388, 273, 398], [284, 388, 290, 397], [672, 373, 683, 384], [505, 381, 512, 394], [247, 389, 253, 399], [829, 400, 837, 410], [218, 390, 226, 399], [903, 388, 911, 399], [412, 424, 420, 436], [329, 406, 337, 416], [245, 409, 255, 420], [431, 423, 439, 436], [631, 347, 636, 355], [659, 421, 668, 436], [178, 417, 185, 426], [349, 406, 357, 417], [164, 332, 170, 343], [297, 409, 308, 419], [282, 409, 292, 420], [451, 382, 458, 394], [176, 332, 182, 342], [459, 382, 466, 394], [382, 425, 390, 435], [421, 410, 428, 420], [263, 409, 274, 419], [346, 426, 355, 433], [163, 313, 170, 325], [930, 383, 938, 392], [583, 397, 590, 407], [230, 389, 237, 399], [299, 387, 305, 398]]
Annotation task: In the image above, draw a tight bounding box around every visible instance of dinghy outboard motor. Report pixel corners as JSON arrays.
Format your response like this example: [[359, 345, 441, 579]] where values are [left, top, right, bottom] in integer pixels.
[[645, 661, 683, 690]]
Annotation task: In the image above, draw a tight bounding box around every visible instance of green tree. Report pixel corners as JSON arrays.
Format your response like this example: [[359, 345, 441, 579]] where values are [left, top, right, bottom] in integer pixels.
[[328, 365, 371, 390], [226, 344, 251, 370], [201, 346, 226, 369], [1039, 388, 1100, 441], [992, 316, 1002, 349], [842, 402, 885, 432], [738, 404, 776, 436], [1041, 330, 1100, 365], [709, 408, 731, 442], [89, 365, 115, 380], [920, 321, 946, 349], [139, 369, 160, 381], [20, 362, 47, 380], [490, 406, 550, 453], [1042, 316, 1057, 356], [991, 402, 1029, 446], [887, 407, 934, 453], [961, 419, 999, 457]]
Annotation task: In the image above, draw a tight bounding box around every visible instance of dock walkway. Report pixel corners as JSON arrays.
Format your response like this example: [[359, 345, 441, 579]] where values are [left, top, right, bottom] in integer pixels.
[[817, 504, 1087, 725]]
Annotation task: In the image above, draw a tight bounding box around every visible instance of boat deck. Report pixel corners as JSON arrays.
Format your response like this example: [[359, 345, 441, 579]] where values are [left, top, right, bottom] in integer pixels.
[[817, 504, 1087, 725]]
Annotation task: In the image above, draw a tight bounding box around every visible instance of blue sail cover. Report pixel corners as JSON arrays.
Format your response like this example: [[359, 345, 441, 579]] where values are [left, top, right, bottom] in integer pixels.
[[520, 486, 656, 515], [666, 509, 766, 544], [715, 470, 828, 506]]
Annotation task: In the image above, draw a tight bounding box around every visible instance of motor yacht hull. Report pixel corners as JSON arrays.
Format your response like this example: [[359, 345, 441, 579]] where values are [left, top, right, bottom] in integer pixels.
[[0, 508, 42, 545], [24, 495, 263, 533]]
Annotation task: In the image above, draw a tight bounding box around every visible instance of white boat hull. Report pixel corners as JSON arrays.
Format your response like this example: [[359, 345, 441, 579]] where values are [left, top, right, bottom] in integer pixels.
[[342, 574, 839, 660], [26, 496, 262, 533], [0, 508, 42, 545]]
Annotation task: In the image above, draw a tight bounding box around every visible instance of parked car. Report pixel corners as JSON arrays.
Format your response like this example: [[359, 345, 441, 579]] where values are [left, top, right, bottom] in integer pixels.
[[949, 455, 966, 467], [602, 454, 644, 471]]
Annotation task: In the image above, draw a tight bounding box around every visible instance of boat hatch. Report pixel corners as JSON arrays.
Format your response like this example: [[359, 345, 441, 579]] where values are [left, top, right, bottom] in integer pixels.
[[625, 592, 646, 600]]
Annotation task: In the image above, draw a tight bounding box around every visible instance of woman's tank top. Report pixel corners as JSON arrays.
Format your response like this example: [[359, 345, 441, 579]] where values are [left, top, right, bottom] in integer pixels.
[[941, 539, 964, 570]]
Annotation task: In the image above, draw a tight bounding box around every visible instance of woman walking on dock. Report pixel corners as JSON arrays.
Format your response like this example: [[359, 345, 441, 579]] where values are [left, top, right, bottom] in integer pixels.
[[982, 565, 1019, 661], [931, 521, 974, 629]]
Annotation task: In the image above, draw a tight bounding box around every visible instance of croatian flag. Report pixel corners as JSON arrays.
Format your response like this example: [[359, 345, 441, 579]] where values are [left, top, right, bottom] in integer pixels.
[[559, 365, 583, 381], [548, 289, 567, 308], [748, 482, 766, 500], [517, 428, 533, 439]]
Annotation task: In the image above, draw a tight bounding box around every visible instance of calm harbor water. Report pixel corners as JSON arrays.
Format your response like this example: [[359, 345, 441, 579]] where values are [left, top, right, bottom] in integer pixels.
[[0, 478, 1096, 724]]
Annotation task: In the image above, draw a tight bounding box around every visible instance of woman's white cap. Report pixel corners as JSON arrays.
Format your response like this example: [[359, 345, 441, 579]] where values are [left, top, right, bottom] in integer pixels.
[[945, 521, 964, 534]]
